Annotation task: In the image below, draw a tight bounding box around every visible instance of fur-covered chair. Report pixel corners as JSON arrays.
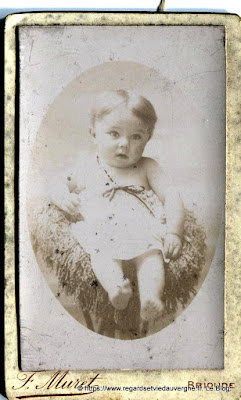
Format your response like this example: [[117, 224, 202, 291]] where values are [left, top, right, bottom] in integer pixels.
[[29, 198, 206, 339]]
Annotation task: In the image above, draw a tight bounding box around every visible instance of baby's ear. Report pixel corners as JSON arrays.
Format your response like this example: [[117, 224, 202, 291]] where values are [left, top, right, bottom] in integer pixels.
[[147, 129, 153, 141], [89, 128, 97, 143]]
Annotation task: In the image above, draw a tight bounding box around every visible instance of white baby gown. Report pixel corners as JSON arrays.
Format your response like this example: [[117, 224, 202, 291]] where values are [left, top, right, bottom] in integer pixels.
[[70, 180, 167, 261]]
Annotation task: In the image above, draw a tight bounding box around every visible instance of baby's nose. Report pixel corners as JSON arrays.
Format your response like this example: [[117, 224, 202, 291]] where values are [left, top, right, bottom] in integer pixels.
[[118, 137, 129, 148]]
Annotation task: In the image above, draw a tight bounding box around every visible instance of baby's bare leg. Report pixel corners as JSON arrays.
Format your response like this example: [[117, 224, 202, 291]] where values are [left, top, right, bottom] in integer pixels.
[[135, 250, 165, 321], [91, 253, 132, 310]]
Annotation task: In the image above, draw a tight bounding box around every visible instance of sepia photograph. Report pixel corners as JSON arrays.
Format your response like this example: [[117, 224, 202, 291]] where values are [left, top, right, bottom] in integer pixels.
[[19, 24, 225, 370]]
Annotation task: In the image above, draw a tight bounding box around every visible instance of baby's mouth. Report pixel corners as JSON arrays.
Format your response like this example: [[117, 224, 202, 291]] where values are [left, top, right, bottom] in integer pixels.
[[116, 153, 128, 159]]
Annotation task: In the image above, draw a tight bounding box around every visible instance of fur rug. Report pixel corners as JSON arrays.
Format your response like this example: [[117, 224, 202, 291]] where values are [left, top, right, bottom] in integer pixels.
[[30, 198, 206, 334]]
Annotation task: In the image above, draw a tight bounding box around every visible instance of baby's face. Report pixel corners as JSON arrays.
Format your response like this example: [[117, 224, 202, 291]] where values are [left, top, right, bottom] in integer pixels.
[[93, 105, 150, 168]]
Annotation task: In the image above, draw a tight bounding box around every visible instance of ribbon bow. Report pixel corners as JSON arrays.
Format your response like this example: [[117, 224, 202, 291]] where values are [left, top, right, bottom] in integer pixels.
[[103, 185, 145, 201]]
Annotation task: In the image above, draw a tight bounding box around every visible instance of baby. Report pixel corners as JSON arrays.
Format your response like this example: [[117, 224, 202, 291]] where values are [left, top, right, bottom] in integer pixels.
[[51, 90, 184, 321]]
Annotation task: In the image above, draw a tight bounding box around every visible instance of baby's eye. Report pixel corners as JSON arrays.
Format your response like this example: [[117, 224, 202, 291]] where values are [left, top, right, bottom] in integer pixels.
[[132, 133, 142, 140], [108, 130, 119, 138]]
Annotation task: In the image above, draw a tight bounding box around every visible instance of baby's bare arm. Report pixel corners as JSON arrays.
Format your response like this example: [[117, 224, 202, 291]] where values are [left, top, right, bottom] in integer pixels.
[[145, 158, 184, 259], [48, 167, 85, 215], [164, 187, 184, 237]]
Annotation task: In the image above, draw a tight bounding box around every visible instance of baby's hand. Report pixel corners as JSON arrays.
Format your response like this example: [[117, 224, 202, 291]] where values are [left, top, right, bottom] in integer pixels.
[[164, 233, 182, 261], [56, 192, 81, 216]]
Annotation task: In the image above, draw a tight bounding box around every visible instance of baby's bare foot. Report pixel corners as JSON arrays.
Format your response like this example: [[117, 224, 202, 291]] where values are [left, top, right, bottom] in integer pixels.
[[109, 279, 133, 310], [140, 298, 164, 321]]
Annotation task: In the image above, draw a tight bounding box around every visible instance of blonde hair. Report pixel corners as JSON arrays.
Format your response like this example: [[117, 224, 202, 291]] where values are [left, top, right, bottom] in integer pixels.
[[90, 90, 157, 136]]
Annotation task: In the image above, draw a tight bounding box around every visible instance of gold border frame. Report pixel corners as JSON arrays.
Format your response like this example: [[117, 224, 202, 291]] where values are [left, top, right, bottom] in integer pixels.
[[4, 12, 241, 400]]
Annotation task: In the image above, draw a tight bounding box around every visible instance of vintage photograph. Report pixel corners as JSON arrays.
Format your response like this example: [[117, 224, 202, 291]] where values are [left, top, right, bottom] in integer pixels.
[[19, 25, 225, 370]]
